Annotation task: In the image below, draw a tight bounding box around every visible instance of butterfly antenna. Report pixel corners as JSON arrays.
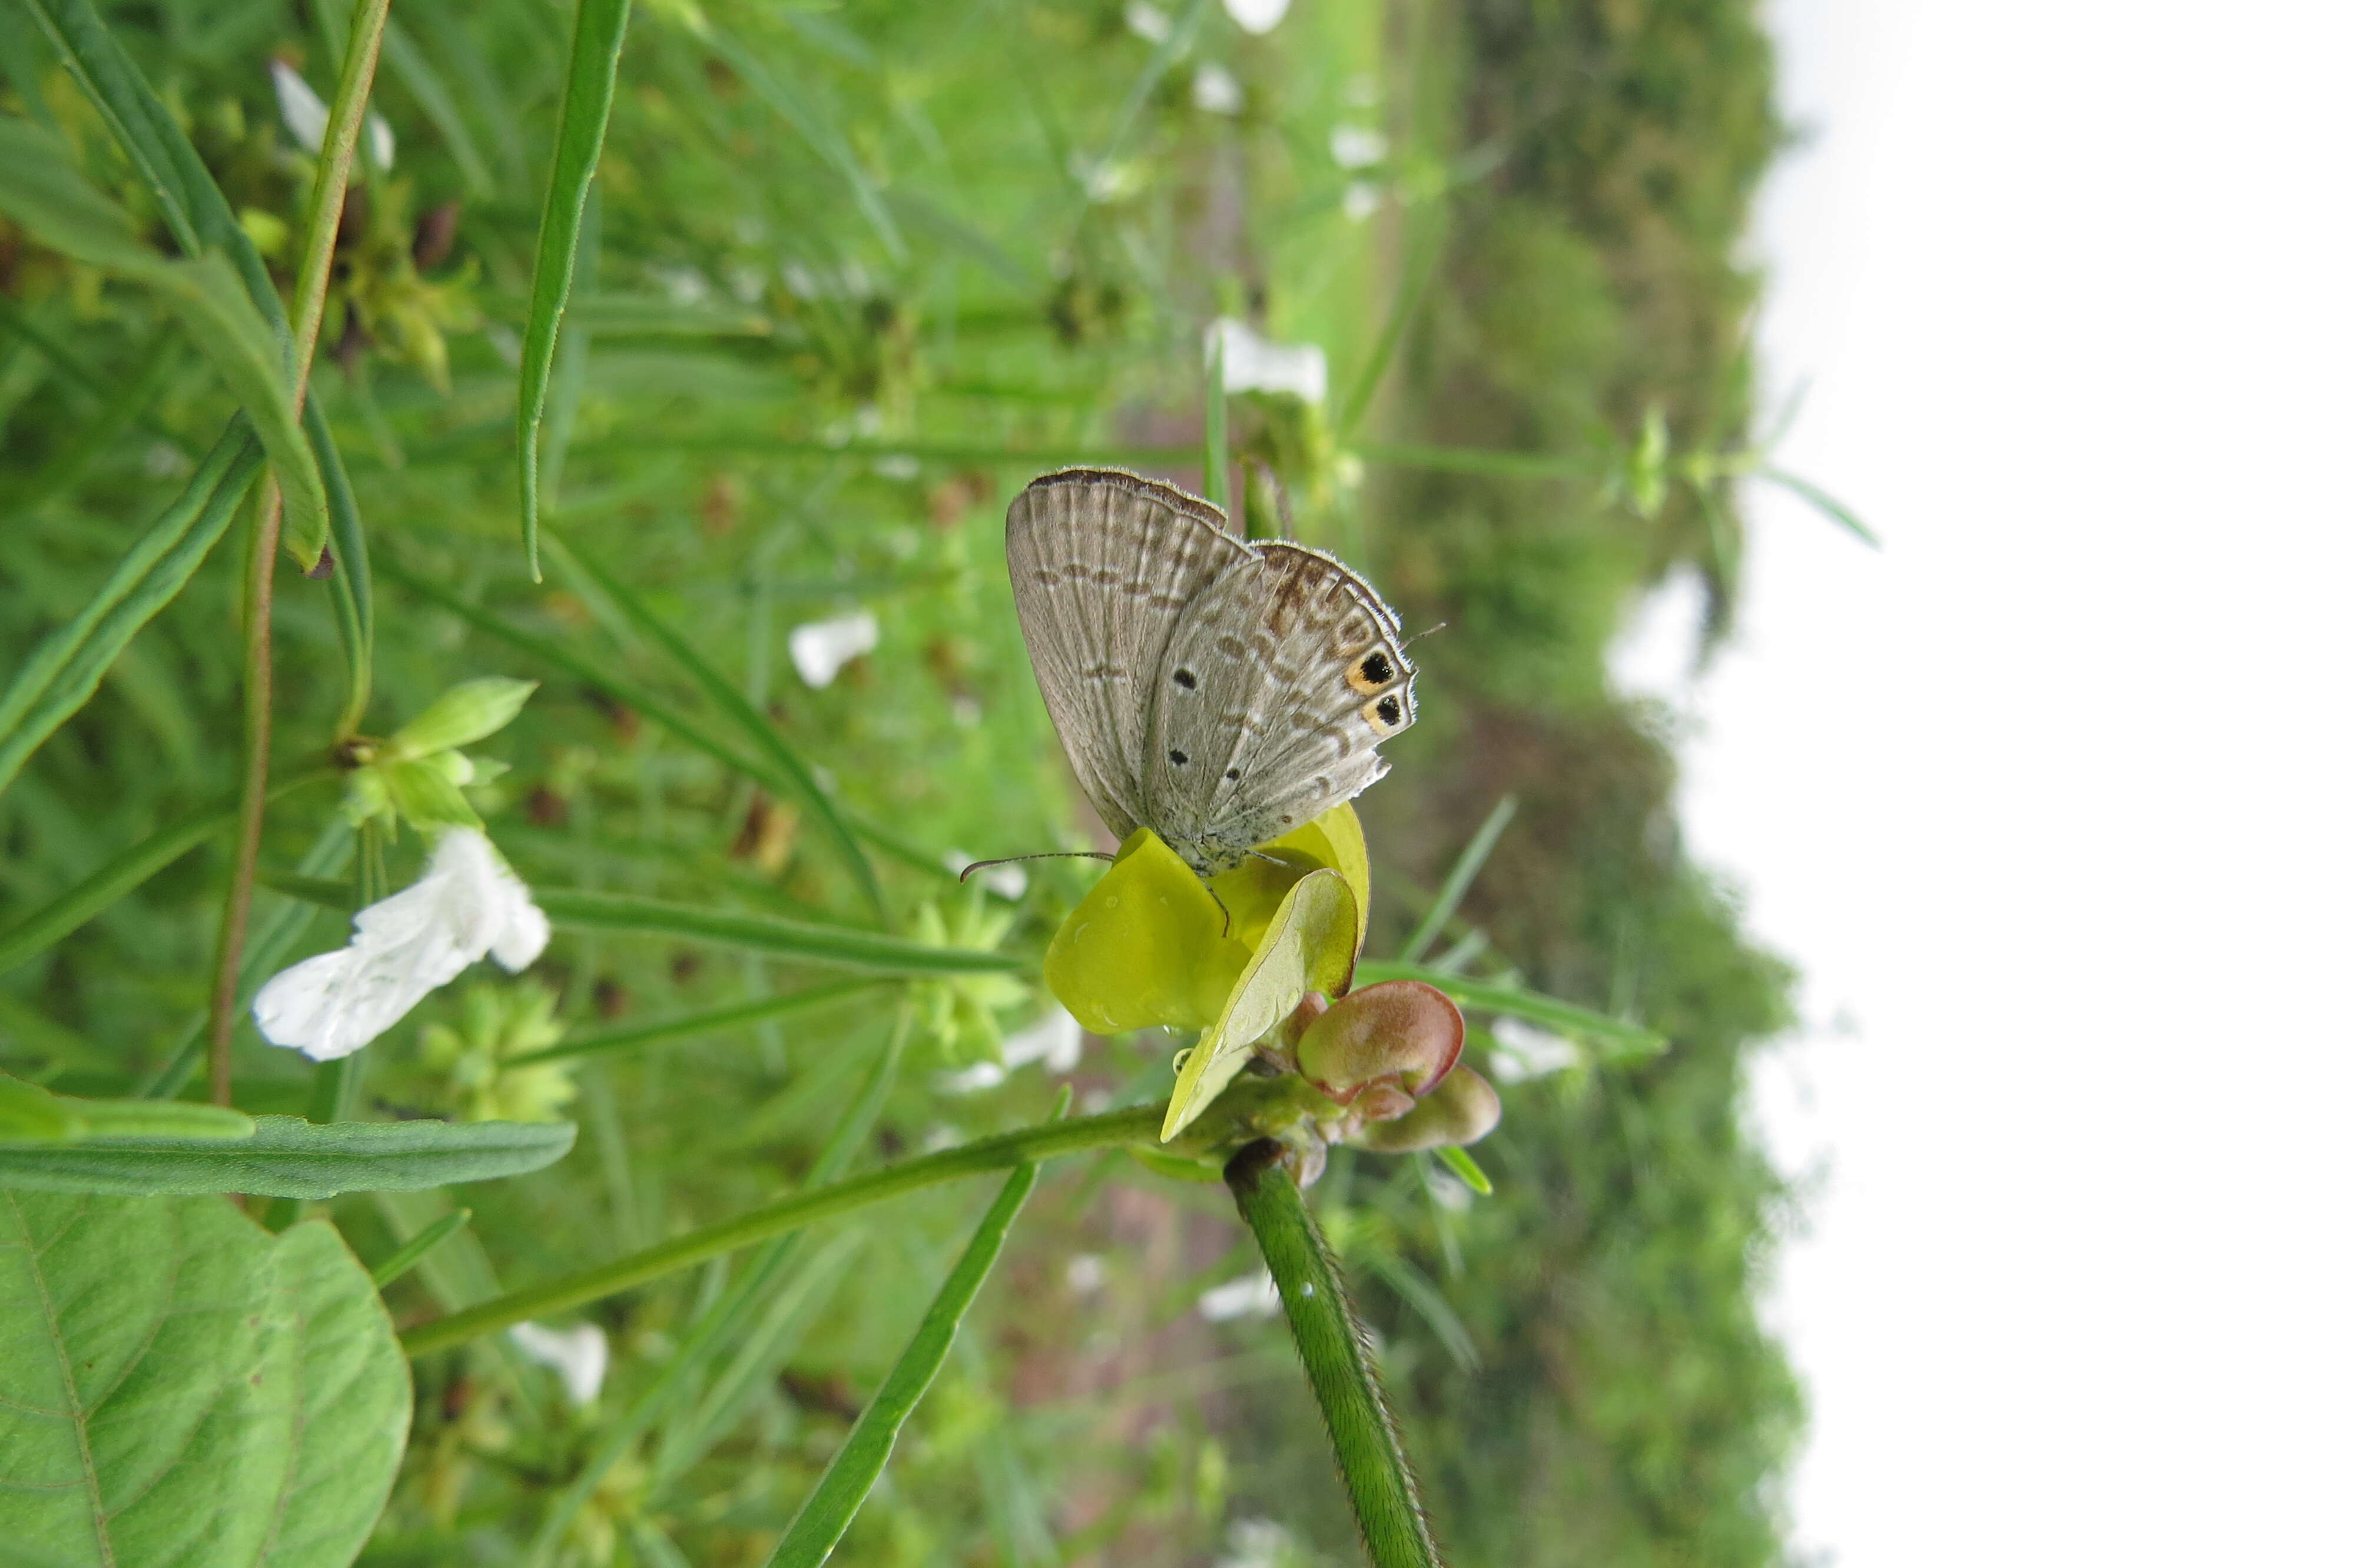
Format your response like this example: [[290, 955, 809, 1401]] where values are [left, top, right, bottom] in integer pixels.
[[957, 851, 1115, 883], [1202, 878, 1235, 939], [1399, 621, 1450, 650]]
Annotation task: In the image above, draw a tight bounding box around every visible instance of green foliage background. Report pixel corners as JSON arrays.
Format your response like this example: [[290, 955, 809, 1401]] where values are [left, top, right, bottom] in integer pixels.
[[0, 0, 1805, 1561]]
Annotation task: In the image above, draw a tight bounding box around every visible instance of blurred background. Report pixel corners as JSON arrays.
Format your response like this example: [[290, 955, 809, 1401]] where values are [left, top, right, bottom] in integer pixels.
[[2, 0, 2348, 1563]]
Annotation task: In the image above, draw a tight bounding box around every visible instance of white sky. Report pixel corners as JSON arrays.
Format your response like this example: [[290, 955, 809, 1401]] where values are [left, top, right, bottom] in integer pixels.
[[1609, 1, 2355, 1562]]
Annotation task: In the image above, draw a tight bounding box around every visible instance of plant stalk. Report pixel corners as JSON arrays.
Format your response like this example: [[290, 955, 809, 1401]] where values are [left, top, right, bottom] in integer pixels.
[[1226, 1138, 1446, 1568], [201, 0, 390, 1105], [400, 1104, 1163, 1357]]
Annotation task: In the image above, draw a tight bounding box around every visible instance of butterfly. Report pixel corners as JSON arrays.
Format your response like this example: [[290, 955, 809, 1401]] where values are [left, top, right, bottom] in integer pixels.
[[1006, 467, 1418, 878]]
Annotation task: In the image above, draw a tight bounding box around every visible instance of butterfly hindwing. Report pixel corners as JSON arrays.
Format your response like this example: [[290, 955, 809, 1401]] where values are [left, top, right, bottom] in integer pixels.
[[1142, 542, 1415, 872], [1007, 469, 1251, 844]]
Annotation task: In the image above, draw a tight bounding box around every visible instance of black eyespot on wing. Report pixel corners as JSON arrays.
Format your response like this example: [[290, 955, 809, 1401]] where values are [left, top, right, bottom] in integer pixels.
[[1172, 668, 1198, 689], [1225, 768, 1241, 780], [1169, 749, 1189, 766], [1359, 650, 1394, 686], [1376, 695, 1403, 726]]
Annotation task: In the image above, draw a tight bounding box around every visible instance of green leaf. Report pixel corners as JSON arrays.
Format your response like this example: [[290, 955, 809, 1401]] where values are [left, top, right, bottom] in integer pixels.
[[0, 1074, 254, 1142], [538, 890, 1023, 976], [1354, 961, 1667, 1062], [0, 418, 264, 800], [310, 395, 374, 736], [380, 757, 484, 829], [1759, 464, 1882, 548], [0, 118, 330, 564], [519, 0, 633, 577], [370, 1207, 471, 1288], [0, 1115, 576, 1197], [547, 531, 885, 922], [390, 676, 538, 757], [1398, 795, 1517, 964], [767, 1160, 1040, 1567], [0, 1192, 409, 1566], [1435, 1144, 1493, 1195], [1225, 1142, 1443, 1568], [1164, 869, 1359, 1142]]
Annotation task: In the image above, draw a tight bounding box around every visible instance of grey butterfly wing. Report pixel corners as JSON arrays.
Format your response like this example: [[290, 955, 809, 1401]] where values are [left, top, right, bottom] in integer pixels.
[[1006, 468, 1251, 844], [1142, 542, 1416, 873]]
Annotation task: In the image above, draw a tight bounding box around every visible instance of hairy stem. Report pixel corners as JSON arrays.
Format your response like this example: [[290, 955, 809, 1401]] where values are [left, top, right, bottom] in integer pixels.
[[1226, 1139, 1445, 1568], [399, 1104, 1164, 1357]]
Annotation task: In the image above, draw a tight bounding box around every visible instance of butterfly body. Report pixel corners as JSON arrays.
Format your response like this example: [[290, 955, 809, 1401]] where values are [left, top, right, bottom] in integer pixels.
[[1007, 467, 1417, 876]]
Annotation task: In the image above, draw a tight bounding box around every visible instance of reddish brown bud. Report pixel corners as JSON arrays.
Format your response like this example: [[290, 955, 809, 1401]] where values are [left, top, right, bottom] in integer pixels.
[[1294, 980, 1464, 1106], [1351, 1065, 1501, 1152]]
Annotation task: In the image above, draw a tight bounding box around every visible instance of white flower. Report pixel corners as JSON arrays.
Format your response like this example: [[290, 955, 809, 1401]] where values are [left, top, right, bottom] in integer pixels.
[[270, 59, 393, 170], [1002, 1005, 1083, 1072], [1193, 64, 1243, 115], [1487, 1016, 1583, 1085], [1427, 1170, 1473, 1213], [1066, 1253, 1106, 1294], [1207, 318, 1327, 404], [1342, 181, 1381, 224], [1329, 125, 1388, 170], [1124, 0, 1172, 42], [1222, 0, 1290, 35], [1216, 1519, 1301, 1568], [787, 610, 878, 688], [253, 827, 549, 1061], [1197, 1270, 1281, 1322], [509, 1321, 608, 1406]]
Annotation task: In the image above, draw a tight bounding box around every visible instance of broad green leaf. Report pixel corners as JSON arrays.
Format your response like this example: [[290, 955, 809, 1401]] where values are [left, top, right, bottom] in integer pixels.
[[1354, 961, 1667, 1062], [546, 530, 885, 922], [0, 1115, 576, 1197], [519, 0, 632, 576], [1163, 868, 1358, 1142], [767, 1160, 1039, 1567], [1225, 1143, 1442, 1568], [0, 420, 263, 800], [0, 1192, 409, 1567]]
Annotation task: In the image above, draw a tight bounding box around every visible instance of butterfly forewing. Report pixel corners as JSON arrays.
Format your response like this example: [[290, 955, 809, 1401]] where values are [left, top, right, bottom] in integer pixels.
[[1142, 542, 1415, 872], [1006, 469, 1251, 843]]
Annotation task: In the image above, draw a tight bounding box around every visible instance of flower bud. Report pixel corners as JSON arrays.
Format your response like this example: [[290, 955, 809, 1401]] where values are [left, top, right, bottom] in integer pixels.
[[1293, 980, 1463, 1106], [1349, 1065, 1501, 1152]]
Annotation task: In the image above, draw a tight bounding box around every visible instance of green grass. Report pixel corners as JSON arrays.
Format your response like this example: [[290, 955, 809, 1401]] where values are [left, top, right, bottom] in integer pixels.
[[0, 0, 1803, 1562]]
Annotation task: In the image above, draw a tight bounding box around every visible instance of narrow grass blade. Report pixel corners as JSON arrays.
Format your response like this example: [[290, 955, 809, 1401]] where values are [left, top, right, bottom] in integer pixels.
[[1225, 1140, 1444, 1568], [1355, 441, 1597, 480], [0, 768, 336, 974], [399, 1105, 1162, 1356], [380, 16, 494, 197], [1759, 464, 1881, 548], [372, 1208, 472, 1287], [1435, 1145, 1491, 1196], [1356, 961, 1666, 1063], [547, 530, 885, 922], [523, 1018, 907, 1565], [1365, 1252, 1480, 1375], [509, 979, 878, 1065], [0, 421, 263, 799], [767, 1160, 1040, 1567], [380, 558, 869, 869], [1092, 0, 1209, 176], [538, 891, 1017, 975], [0, 1115, 576, 1198], [1203, 323, 1227, 512], [311, 397, 374, 734], [1397, 795, 1516, 964], [519, 0, 633, 577], [1337, 222, 1442, 442], [702, 27, 903, 261]]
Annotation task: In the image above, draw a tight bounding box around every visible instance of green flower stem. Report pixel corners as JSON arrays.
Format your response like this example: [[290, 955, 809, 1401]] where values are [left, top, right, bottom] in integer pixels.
[[398, 1104, 1163, 1357], [1225, 1139, 1446, 1568]]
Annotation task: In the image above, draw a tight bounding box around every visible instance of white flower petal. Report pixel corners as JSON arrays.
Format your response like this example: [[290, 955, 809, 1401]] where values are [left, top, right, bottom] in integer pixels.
[[270, 61, 329, 155], [1193, 64, 1243, 115], [1329, 125, 1388, 169], [1207, 318, 1327, 404], [936, 1060, 1008, 1095], [510, 1321, 608, 1406], [251, 827, 546, 1061], [1066, 1253, 1107, 1293], [1342, 181, 1381, 224], [1221, 0, 1290, 35], [1002, 1006, 1083, 1072], [1488, 1016, 1582, 1085], [365, 111, 395, 171], [1198, 1270, 1281, 1322], [1124, 0, 1172, 43], [788, 610, 879, 688]]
